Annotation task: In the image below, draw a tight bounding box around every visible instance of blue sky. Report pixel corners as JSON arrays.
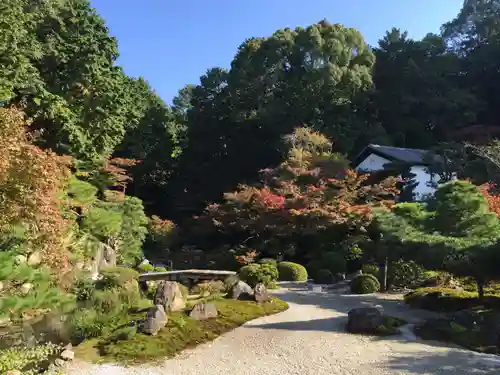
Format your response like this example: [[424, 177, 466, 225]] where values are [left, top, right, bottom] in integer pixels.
[[90, 0, 463, 104]]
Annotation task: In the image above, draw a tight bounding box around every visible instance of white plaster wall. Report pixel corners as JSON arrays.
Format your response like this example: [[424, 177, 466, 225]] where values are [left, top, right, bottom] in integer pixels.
[[410, 165, 436, 200], [355, 153, 437, 201]]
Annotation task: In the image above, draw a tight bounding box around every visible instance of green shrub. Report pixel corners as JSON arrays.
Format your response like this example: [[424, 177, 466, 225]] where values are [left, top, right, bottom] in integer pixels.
[[0, 342, 61, 374], [154, 266, 167, 272], [137, 263, 154, 273], [258, 258, 278, 267], [223, 274, 240, 293], [308, 253, 345, 277], [98, 267, 139, 289], [70, 307, 121, 339], [278, 261, 308, 281], [350, 274, 381, 294], [361, 264, 379, 277], [191, 280, 225, 296], [389, 259, 425, 287], [73, 276, 95, 301], [109, 325, 137, 342], [401, 287, 500, 312], [91, 289, 124, 314], [315, 269, 335, 284], [239, 263, 278, 287]]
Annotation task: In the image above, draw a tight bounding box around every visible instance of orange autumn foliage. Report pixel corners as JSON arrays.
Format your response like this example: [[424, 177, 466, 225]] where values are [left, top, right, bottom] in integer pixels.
[[479, 183, 500, 217], [0, 108, 71, 270]]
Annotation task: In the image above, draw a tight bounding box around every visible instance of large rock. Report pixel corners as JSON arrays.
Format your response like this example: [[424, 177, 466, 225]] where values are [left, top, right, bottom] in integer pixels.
[[346, 307, 384, 334], [254, 283, 270, 303], [140, 305, 168, 336], [154, 281, 186, 312], [189, 302, 218, 320], [230, 281, 254, 300]]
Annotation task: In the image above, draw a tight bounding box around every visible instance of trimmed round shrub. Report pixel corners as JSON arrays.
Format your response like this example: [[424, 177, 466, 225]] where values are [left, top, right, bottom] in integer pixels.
[[361, 264, 379, 277], [389, 259, 425, 288], [350, 274, 381, 294], [154, 266, 167, 272], [137, 263, 154, 273], [278, 261, 308, 281], [239, 263, 278, 287], [258, 258, 278, 267], [314, 269, 335, 284]]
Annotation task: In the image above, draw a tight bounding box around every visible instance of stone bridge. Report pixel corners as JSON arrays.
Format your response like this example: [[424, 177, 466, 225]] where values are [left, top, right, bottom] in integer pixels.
[[138, 269, 236, 288]]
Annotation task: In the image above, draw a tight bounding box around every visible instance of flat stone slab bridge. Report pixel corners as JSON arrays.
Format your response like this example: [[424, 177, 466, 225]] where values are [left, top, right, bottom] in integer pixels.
[[138, 269, 236, 288]]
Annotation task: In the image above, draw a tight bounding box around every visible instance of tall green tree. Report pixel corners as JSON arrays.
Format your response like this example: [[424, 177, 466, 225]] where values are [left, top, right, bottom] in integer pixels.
[[372, 28, 480, 148], [167, 21, 377, 219], [376, 180, 500, 297]]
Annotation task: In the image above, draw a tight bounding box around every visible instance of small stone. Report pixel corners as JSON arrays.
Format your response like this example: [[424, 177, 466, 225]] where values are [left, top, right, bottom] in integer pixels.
[[21, 283, 33, 294], [190, 302, 218, 320], [64, 342, 73, 351], [5, 370, 22, 375], [140, 305, 168, 336], [27, 251, 42, 266], [60, 349, 74, 361], [14, 255, 27, 264], [254, 283, 270, 303]]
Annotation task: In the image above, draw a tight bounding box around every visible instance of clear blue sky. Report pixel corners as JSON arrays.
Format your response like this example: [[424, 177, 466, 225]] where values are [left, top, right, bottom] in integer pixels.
[[90, 0, 463, 104]]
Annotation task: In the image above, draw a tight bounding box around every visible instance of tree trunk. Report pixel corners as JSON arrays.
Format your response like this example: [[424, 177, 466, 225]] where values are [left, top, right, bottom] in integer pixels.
[[379, 258, 388, 292], [477, 279, 485, 299]]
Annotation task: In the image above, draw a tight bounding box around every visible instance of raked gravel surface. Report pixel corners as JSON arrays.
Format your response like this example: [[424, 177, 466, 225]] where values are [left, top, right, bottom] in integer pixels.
[[64, 284, 500, 375]]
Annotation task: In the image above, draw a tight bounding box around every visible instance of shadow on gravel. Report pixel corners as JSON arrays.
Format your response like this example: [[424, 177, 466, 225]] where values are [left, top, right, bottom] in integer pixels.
[[273, 288, 439, 324], [384, 350, 500, 374], [251, 316, 348, 332]]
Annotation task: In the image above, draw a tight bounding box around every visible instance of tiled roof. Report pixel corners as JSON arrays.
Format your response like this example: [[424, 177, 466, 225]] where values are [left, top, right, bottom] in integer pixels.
[[368, 144, 429, 164], [354, 144, 440, 167]]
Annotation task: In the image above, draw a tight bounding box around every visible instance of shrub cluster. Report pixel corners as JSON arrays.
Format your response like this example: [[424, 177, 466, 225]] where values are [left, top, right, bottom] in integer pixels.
[[404, 287, 500, 312], [0, 342, 61, 375], [278, 261, 308, 281], [258, 258, 278, 267], [239, 263, 278, 287], [350, 274, 381, 294], [314, 269, 335, 284], [361, 264, 379, 277]]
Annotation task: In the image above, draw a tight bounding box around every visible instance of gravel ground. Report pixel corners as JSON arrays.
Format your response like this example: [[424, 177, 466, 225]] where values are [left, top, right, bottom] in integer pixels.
[[64, 285, 500, 375]]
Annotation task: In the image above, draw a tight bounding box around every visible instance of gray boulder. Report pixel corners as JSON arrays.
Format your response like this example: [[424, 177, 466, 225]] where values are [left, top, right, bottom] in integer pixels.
[[254, 283, 270, 303], [230, 281, 254, 300], [140, 305, 167, 336], [346, 307, 383, 334], [154, 281, 186, 312], [189, 302, 218, 320]]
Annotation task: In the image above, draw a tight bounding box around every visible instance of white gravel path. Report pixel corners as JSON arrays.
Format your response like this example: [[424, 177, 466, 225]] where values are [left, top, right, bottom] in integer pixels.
[[64, 285, 500, 375]]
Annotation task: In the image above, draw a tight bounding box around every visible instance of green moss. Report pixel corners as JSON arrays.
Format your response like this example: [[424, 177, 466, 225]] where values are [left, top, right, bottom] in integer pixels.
[[74, 297, 289, 364], [403, 287, 500, 312]]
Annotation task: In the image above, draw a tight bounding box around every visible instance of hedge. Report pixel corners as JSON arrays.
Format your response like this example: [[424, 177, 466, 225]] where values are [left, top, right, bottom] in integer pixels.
[[350, 274, 380, 294], [278, 262, 308, 281]]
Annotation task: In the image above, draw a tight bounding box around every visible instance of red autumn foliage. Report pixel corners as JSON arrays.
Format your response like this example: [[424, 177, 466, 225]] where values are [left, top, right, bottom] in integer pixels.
[[235, 250, 259, 265], [201, 157, 398, 243], [0, 108, 71, 270], [478, 183, 500, 217]]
